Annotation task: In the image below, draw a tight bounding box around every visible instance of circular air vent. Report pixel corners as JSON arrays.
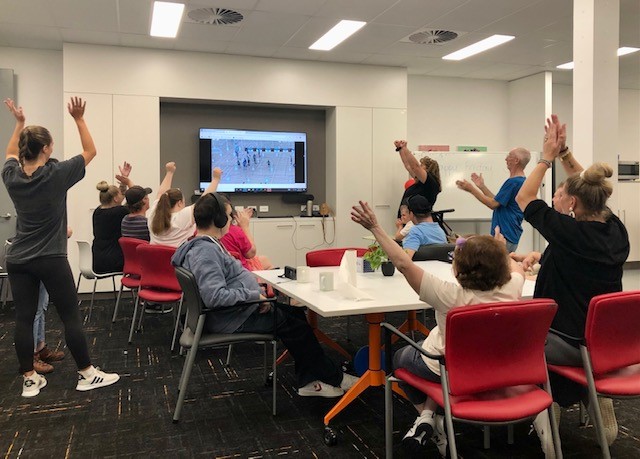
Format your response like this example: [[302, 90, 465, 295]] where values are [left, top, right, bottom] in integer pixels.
[[409, 29, 458, 44], [187, 7, 243, 25]]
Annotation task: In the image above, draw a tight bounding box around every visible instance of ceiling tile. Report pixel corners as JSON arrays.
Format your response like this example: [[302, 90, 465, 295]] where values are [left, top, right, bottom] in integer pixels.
[[372, 0, 467, 28], [232, 10, 310, 46]]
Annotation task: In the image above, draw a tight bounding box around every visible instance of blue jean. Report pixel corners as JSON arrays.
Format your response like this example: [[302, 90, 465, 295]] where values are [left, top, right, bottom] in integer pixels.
[[33, 282, 49, 351], [393, 342, 441, 405], [506, 240, 518, 254]]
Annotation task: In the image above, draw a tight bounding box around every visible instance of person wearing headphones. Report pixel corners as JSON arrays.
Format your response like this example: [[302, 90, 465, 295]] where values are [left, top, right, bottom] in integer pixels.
[[171, 192, 357, 398]]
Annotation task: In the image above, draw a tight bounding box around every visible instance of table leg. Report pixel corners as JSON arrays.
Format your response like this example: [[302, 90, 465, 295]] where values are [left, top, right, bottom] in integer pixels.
[[391, 310, 430, 344], [324, 312, 385, 426]]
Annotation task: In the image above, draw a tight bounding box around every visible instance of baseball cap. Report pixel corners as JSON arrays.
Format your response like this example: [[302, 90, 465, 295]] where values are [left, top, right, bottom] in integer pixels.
[[125, 185, 152, 207], [407, 195, 433, 214]]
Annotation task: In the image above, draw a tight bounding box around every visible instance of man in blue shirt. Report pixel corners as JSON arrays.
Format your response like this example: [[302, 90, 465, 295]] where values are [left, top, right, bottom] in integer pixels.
[[455, 148, 530, 252], [402, 195, 448, 258]]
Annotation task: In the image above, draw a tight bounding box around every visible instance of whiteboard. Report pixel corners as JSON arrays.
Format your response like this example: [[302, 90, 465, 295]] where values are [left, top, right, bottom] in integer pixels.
[[413, 151, 540, 220]]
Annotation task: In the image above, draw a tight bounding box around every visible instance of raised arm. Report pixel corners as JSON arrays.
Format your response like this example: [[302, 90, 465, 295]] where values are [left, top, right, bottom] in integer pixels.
[[202, 167, 222, 195], [394, 140, 427, 183], [351, 200, 424, 293], [67, 97, 97, 166], [516, 115, 564, 211], [4, 99, 25, 161], [157, 162, 176, 198], [456, 178, 500, 209], [115, 161, 132, 193], [470, 173, 495, 198], [235, 208, 257, 258], [554, 120, 584, 176]]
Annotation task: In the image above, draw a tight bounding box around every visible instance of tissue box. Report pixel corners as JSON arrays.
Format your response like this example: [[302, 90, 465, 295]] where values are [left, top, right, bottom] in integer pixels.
[[356, 257, 374, 273]]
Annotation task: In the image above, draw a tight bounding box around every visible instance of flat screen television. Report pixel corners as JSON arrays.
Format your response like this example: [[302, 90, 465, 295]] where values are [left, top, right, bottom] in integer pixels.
[[199, 128, 307, 193]]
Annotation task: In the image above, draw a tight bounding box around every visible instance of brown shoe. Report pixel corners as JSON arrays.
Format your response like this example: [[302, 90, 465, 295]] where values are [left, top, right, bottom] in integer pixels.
[[33, 358, 54, 374], [38, 346, 65, 363]]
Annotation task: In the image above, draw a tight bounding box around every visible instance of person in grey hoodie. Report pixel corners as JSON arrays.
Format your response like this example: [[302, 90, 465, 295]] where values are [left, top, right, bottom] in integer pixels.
[[172, 192, 357, 398]]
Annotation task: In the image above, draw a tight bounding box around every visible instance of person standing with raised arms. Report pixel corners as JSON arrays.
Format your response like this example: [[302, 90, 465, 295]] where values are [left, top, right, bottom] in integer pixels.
[[456, 148, 530, 252], [3, 97, 119, 397]]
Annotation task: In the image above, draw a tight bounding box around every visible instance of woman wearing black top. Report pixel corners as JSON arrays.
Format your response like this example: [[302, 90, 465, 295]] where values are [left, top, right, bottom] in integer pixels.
[[513, 114, 629, 450], [394, 140, 442, 217], [92, 167, 131, 273], [3, 97, 119, 397]]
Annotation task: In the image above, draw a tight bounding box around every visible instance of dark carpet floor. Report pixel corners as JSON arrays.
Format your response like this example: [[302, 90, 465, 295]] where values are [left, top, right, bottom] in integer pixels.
[[1, 295, 639, 458]]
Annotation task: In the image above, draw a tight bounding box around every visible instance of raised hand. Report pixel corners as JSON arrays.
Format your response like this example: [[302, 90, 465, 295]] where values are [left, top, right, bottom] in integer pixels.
[[115, 175, 133, 187], [543, 115, 563, 160], [493, 225, 507, 246], [67, 97, 86, 120], [235, 207, 252, 228], [118, 161, 132, 178], [455, 179, 473, 192], [213, 167, 223, 180], [4, 99, 25, 123], [394, 140, 407, 151], [165, 162, 176, 173], [351, 201, 379, 230], [470, 172, 484, 187]]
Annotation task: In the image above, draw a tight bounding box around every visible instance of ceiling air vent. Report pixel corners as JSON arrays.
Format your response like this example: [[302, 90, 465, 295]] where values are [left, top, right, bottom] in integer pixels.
[[187, 7, 243, 25], [406, 29, 459, 45]]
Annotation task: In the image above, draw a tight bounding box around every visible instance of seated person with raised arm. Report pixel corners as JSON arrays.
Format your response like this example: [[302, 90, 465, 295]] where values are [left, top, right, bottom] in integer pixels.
[[171, 193, 357, 398], [401, 195, 447, 258]]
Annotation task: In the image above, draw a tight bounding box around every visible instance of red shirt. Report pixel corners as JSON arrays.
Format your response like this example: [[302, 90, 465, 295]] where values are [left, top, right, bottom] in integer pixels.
[[220, 225, 252, 270]]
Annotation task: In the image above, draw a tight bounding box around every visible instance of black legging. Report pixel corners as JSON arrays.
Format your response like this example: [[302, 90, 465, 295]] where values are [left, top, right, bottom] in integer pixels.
[[8, 256, 91, 374]]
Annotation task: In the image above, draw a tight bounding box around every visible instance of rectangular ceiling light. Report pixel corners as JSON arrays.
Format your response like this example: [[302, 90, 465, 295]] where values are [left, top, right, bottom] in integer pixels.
[[556, 47, 640, 69], [617, 47, 640, 56], [309, 20, 366, 51], [442, 34, 515, 61], [150, 1, 185, 38]]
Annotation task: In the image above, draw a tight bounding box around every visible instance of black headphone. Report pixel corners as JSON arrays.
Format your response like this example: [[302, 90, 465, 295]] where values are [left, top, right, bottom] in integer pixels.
[[211, 192, 229, 229]]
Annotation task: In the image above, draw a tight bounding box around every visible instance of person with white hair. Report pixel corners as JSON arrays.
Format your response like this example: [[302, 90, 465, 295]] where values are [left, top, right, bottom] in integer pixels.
[[455, 147, 531, 252]]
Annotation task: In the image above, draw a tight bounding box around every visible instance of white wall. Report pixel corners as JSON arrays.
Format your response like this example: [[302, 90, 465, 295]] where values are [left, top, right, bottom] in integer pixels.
[[0, 48, 63, 157]]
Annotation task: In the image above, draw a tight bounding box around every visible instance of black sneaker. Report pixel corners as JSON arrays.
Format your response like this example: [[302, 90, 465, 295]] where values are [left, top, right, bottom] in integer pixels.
[[144, 303, 173, 314]]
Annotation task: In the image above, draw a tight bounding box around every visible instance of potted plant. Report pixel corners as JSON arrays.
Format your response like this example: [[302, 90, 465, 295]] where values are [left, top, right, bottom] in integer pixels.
[[363, 243, 395, 276]]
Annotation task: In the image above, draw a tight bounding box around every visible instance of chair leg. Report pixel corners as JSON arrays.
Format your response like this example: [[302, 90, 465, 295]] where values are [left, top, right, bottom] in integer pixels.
[[76, 274, 82, 304], [507, 424, 514, 445], [579, 400, 589, 426], [112, 276, 117, 303], [548, 405, 564, 459], [385, 376, 394, 459], [113, 284, 125, 323], [171, 297, 183, 352], [483, 425, 490, 449], [88, 279, 98, 321], [226, 344, 234, 366], [173, 315, 206, 423], [271, 340, 277, 417], [137, 301, 145, 330], [128, 295, 141, 344], [587, 396, 611, 459]]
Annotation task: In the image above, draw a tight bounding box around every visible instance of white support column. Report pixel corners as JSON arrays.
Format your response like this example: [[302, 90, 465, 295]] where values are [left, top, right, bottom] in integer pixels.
[[572, 0, 620, 208]]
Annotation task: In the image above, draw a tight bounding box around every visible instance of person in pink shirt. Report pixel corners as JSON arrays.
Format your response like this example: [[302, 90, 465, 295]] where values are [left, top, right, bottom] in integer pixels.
[[221, 205, 273, 271]]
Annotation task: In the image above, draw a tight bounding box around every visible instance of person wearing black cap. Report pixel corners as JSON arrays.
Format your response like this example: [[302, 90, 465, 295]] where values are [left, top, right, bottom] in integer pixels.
[[402, 195, 447, 258], [121, 185, 152, 241]]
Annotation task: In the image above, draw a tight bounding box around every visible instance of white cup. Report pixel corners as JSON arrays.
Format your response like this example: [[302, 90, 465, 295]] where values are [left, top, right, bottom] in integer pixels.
[[319, 272, 334, 291], [296, 266, 311, 283]]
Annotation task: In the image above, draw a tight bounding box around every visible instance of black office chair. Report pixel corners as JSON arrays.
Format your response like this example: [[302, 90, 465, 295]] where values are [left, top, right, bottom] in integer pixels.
[[412, 242, 456, 262], [431, 208, 458, 241], [172, 266, 279, 422]]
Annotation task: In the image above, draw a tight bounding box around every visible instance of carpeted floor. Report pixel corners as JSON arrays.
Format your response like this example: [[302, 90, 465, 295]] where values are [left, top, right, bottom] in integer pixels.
[[1, 295, 639, 458]]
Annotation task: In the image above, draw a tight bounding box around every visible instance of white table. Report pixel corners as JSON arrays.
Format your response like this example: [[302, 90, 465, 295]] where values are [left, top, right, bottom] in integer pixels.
[[255, 261, 535, 428]]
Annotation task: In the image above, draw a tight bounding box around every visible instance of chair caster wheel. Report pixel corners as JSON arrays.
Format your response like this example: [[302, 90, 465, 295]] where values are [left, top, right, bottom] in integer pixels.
[[323, 426, 338, 446]]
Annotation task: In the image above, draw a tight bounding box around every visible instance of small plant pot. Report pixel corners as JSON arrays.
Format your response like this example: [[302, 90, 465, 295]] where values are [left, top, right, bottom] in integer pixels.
[[381, 261, 395, 276]]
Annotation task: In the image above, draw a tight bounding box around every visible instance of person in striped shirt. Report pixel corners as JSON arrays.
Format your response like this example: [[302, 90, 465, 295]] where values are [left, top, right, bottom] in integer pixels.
[[121, 185, 152, 241]]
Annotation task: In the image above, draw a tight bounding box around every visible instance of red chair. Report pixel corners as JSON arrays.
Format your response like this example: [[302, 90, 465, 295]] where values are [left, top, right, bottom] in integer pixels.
[[128, 244, 183, 350], [112, 237, 148, 323], [548, 290, 640, 459], [305, 248, 369, 356], [383, 299, 561, 459]]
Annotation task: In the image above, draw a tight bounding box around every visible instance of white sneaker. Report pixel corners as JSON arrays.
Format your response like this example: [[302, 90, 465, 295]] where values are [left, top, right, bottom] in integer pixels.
[[431, 414, 448, 457], [76, 367, 120, 391], [598, 397, 618, 446], [298, 381, 344, 398], [22, 372, 47, 397], [403, 410, 435, 446], [532, 411, 556, 459], [340, 373, 359, 392]]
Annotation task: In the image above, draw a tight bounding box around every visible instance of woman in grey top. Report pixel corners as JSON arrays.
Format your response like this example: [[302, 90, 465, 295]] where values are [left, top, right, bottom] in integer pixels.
[[3, 97, 119, 397]]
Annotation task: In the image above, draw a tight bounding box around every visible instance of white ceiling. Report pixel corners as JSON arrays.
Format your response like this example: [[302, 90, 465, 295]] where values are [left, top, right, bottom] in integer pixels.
[[1, 0, 639, 89]]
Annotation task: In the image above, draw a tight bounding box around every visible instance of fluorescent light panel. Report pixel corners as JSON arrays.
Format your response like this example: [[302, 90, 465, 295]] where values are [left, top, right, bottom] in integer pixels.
[[442, 34, 514, 61], [150, 1, 185, 38], [557, 47, 640, 69], [309, 20, 366, 51]]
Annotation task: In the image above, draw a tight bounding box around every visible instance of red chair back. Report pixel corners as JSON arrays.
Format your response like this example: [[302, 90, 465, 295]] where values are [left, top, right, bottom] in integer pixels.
[[445, 299, 557, 396], [119, 237, 149, 278], [306, 247, 369, 267], [585, 290, 640, 375], [137, 244, 181, 292]]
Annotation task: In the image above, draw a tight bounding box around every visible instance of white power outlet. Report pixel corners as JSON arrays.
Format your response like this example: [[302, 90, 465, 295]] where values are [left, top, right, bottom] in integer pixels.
[[312, 205, 320, 211], [259, 205, 269, 213], [301, 205, 306, 211]]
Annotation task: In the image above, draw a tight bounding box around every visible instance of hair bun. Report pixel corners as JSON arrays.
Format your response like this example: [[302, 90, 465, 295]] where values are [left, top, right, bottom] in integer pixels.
[[582, 162, 613, 185], [96, 180, 110, 192]]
